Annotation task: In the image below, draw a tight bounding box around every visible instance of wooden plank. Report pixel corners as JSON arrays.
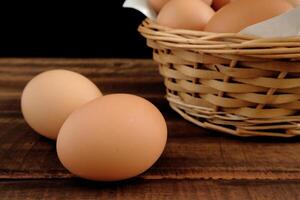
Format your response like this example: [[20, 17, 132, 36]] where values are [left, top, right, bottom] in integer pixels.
[[1, 179, 300, 200], [1, 116, 300, 180]]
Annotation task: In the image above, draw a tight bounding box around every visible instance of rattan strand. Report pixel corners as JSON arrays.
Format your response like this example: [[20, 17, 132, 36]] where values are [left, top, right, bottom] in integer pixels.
[[139, 19, 300, 137]]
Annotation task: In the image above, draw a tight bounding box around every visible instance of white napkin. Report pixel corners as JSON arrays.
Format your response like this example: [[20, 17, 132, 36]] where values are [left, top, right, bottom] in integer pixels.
[[123, 0, 157, 20], [240, 6, 300, 38]]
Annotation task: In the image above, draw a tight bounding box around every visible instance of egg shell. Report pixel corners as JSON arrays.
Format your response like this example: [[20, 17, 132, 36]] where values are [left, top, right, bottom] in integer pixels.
[[157, 0, 215, 30], [201, 0, 214, 6], [205, 0, 293, 33], [148, 0, 213, 12], [148, 0, 170, 12], [21, 69, 102, 140], [212, 0, 232, 10], [57, 94, 168, 181], [286, 0, 300, 6], [203, 0, 213, 6]]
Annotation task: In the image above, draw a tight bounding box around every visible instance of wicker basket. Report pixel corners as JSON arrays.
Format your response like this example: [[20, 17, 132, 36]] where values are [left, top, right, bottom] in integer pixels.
[[139, 19, 300, 137]]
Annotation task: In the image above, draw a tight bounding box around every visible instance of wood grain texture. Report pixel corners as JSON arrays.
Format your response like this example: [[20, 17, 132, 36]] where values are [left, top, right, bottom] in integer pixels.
[[1, 58, 300, 199], [1, 119, 300, 180], [1, 179, 300, 200]]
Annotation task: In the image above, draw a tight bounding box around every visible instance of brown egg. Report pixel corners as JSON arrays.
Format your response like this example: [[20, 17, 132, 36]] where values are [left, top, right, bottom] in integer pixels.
[[205, 0, 293, 33], [202, 0, 214, 6], [212, 0, 232, 10], [21, 70, 102, 140], [57, 94, 167, 181], [148, 0, 170, 12], [286, 0, 300, 6], [157, 0, 215, 30], [148, 0, 213, 12]]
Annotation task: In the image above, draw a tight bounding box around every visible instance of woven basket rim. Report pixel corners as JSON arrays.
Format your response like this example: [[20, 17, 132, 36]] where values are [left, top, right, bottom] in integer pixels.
[[139, 19, 258, 38], [139, 19, 300, 59], [139, 18, 300, 40]]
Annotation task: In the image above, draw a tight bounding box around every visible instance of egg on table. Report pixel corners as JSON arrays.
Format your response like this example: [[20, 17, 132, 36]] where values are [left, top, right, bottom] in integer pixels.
[[21, 69, 102, 140], [157, 0, 215, 30], [205, 0, 293, 33], [57, 94, 168, 181]]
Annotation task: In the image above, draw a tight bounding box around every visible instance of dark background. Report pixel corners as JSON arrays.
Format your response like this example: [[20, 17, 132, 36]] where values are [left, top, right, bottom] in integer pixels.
[[0, 1, 151, 58]]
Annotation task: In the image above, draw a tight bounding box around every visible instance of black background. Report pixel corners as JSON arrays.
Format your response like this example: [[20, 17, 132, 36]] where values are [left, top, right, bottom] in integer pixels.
[[0, 1, 151, 58]]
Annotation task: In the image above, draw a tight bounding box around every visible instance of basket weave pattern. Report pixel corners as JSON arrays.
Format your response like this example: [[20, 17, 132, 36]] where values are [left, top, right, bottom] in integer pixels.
[[139, 19, 300, 137]]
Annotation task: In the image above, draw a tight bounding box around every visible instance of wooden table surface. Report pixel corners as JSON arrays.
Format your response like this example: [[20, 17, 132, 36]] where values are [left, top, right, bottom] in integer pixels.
[[1, 58, 300, 200]]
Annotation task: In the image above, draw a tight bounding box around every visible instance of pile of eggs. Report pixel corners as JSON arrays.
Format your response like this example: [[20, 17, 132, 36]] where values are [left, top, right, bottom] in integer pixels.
[[149, 0, 300, 32], [21, 70, 167, 181]]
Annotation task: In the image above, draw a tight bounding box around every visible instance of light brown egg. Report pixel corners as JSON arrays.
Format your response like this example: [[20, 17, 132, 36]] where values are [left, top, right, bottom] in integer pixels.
[[202, 0, 214, 6], [157, 0, 215, 30], [205, 0, 293, 33], [148, 0, 170, 12], [21, 70, 102, 140], [286, 0, 300, 6], [148, 0, 213, 12], [212, 0, 233, 10], [57, 94, 167, 181]]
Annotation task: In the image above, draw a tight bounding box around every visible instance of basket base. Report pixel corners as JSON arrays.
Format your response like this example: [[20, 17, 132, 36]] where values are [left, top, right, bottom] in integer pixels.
[[166, 93, 300, 138]]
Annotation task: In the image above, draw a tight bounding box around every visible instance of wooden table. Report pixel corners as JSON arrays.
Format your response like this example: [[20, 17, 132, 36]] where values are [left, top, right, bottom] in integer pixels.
[[1, 58, 300, 200]]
